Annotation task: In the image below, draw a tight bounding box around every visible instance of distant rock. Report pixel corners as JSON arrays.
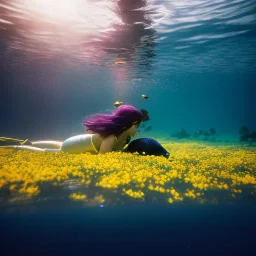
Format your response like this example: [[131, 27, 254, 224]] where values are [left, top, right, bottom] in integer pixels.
[[171, 129, 190, 139]]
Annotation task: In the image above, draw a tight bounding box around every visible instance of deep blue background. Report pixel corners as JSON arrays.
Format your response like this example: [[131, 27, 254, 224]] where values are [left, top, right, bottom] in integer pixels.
[[1, 205, 256, 256]]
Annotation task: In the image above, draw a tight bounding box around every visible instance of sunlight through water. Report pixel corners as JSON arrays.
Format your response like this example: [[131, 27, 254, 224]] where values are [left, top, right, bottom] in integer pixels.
[[0, 0, 123, 59], [1, 0, 255, 75]]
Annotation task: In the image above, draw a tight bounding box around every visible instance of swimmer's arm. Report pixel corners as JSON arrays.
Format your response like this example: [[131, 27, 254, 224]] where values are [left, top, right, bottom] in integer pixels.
[[99, 135, 116, 154]]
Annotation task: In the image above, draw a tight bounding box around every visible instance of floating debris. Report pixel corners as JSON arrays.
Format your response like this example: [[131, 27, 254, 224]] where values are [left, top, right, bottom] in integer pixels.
[[114, 101, 124, 107], [115, 58, 126, 65], [142, 94, 149, 99]]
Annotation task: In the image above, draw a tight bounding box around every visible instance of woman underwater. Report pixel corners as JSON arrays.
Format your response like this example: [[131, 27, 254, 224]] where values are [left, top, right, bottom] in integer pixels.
[[0, 105, 143, 154]]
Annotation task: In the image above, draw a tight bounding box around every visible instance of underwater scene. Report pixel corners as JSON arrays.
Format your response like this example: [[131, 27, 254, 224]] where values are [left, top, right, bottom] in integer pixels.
[[0, 0, 256, 255]]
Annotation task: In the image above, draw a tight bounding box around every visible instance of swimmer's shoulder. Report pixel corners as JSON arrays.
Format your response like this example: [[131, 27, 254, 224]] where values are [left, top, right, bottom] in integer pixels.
[[86, 129, 94, 134], [91, 133, 117, 148]]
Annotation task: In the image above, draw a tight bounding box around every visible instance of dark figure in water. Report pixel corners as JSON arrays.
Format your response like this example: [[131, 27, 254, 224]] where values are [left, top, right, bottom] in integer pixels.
[[209, 128, 216, 135], [171, 128, 190, 139], [194, 128, 217, 138], [140, 109, 150, 122], [125, 138, 170, 159], [239, 125, 256, 143], [144, 125, 152, 132]]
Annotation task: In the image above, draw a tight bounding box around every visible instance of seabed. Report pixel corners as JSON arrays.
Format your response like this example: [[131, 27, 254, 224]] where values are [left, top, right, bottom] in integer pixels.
[[0, 139, 255, 212]]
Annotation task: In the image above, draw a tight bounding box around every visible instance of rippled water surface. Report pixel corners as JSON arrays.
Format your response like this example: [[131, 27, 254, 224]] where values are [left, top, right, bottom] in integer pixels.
[[1, 0, 256, 75]]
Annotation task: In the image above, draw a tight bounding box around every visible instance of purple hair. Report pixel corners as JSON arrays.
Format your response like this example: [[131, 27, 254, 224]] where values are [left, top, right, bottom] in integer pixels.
[[83, 105, 143, 137]]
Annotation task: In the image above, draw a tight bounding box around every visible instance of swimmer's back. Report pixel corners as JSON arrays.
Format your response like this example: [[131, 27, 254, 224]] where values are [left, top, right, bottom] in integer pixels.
[[61, 134, 99, 154]]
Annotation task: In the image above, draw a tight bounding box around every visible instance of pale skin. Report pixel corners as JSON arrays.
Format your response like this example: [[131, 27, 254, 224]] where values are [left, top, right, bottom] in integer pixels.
[[27, 124, 139, 153], [92, 123, 139, 154]]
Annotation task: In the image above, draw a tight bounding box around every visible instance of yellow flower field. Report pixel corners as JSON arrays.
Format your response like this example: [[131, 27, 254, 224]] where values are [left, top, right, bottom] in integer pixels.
[[0, 141, 255, 206]]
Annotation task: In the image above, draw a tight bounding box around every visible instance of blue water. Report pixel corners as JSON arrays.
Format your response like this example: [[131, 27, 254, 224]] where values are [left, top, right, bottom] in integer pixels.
[[1, 0, 255, 140], [1, 0, 256, 254], [1, 205, 256, 255]]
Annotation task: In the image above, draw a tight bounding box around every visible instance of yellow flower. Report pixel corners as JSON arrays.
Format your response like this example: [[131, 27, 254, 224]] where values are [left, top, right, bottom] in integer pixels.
[[168, 198, 174, 204]]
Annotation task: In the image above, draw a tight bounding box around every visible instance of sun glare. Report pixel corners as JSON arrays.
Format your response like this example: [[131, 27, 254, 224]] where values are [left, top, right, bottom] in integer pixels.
[[21, 0, 122, 30], [0, 0, 123, 58], [22, 0, 120, 27]]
